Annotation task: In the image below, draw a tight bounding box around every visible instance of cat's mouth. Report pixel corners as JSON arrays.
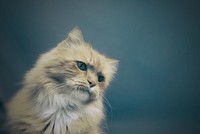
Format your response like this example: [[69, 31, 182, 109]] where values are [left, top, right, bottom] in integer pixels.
[[77, 85, 90, 94], [76, 85, 97, 102]]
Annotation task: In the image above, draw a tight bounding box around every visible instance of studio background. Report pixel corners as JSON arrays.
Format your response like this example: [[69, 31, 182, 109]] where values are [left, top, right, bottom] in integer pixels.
[[0, 0, 200, 134]]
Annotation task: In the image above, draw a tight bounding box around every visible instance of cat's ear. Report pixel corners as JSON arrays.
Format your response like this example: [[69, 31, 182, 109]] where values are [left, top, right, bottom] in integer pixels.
[[103, 58, 118, 84], [106, 58, 119, 76], [108, 59, 119, 72], [68, 26, 84, 42], [63, 27, 84, 47]]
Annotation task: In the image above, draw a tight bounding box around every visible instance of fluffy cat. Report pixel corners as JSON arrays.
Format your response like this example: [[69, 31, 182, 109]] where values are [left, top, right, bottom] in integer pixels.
[[6, 27, 118, 134]]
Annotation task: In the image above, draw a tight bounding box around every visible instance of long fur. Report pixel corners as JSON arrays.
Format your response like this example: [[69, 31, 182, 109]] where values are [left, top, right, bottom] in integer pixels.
[[6, 27, 118, 134]]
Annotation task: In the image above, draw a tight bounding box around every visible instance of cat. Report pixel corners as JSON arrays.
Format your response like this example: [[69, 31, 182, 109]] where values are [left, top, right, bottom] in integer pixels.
[[6, 27, 118, 134]]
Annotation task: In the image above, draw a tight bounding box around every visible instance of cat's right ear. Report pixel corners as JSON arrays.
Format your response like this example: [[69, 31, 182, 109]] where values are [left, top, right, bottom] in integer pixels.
[[59, 27, 84, 47]]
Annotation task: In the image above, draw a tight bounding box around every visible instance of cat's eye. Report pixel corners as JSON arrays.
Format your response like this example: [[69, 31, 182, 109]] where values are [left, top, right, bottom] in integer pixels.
[[98, 75, 105, 82], [77, 61, 87, 71]]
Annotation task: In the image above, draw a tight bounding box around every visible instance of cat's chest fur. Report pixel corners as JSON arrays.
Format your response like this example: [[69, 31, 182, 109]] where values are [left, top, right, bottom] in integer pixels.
[[37, 95, 103, 134]]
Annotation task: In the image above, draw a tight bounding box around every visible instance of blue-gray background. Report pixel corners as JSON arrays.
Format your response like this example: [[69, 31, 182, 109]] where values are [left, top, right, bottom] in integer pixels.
[[0, 0, 200, 134]]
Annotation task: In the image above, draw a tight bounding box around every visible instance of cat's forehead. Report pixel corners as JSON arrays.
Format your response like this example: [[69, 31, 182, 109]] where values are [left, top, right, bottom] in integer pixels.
[[67, 44, 106, 71]]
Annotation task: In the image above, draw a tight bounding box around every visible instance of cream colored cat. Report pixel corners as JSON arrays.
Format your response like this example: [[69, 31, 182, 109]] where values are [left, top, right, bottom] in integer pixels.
[[6, 27, 118, 134]]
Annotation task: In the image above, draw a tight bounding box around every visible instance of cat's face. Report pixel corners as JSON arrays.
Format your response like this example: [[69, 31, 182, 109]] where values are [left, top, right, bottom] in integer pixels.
[[42, 27, 118, 103]]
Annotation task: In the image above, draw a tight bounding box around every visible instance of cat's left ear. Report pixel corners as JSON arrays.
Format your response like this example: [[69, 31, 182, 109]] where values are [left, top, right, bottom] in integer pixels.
[[108, 59, 118, 71], [60, 26, 84, 47], [106, 58, 119, 76]]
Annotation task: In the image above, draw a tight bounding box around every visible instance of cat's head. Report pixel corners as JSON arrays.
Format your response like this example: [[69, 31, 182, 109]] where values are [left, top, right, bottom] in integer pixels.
[[35, 27, 118, 103]]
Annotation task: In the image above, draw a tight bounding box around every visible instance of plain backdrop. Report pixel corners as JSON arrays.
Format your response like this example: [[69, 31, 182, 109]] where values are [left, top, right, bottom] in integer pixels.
[[0, 0, 200, 134]]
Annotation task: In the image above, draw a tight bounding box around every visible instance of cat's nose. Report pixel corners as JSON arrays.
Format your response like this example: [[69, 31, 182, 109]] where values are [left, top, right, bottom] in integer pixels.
[[87, 80, 96, 88]]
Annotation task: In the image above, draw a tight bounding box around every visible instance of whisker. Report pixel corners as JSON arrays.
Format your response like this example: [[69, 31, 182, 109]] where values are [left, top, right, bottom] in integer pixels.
[[69, 88, 76, 97], [46, 83, 67, 95], [99, 92, 113, 122]]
